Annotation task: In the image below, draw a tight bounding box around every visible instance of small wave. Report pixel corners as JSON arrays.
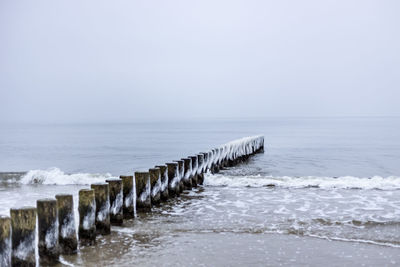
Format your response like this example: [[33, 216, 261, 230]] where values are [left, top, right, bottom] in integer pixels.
[[305, 234, 400, 248], [18, 167, 113, 185], [174, 228, 400, 248], [204, 174, 400, 190]]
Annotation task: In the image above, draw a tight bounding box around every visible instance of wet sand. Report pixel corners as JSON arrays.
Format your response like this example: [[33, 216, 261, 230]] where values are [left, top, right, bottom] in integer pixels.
[[62, 231, 400, 266]]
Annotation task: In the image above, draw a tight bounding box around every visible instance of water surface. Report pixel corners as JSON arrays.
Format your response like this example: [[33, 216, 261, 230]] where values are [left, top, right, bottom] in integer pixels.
[[1, 117, 400, 266]]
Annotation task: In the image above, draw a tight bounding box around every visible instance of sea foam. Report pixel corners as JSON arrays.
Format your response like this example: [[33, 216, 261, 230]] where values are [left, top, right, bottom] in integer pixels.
[[19, 167, 113, 185], [204, 173, 400, 190]]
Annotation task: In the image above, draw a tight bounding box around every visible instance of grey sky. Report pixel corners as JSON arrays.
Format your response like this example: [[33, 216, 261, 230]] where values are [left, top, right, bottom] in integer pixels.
[[0, 0, 399, 123]]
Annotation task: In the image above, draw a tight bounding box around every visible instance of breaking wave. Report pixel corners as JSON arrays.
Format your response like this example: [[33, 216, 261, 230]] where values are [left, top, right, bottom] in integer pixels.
[[204, 174, 400, 190], [19, 167, 113, 185]]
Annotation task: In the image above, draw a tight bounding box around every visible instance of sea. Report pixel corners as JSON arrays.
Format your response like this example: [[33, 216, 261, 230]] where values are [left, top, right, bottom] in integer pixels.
[[1, 117, 400, 266]]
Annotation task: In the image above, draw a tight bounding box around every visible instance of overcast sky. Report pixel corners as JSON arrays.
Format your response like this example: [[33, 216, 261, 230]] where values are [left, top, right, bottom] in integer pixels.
[[0, 0, 399, 123]]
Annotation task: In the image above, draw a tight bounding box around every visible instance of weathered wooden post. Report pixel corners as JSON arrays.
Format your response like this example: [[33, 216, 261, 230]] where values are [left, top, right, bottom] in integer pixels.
[[260, 137, 265, 153], [120, 175, 135, 219], [173, 160, 185, 193], [90, 183, 110, 235], [55, 194, 77, 254], [216, 148, 222, 171], [106, 178, 123, 226], [182, 158, 192, 189], [233, 147, 239, 164], [242, 144, 249, 161], [78, 189, 96, 245], [10, 207, 36, 267], [37, 198, 60, 265], [225, 147, 233, 167], [218, 147, 224, 168], [155, 165, 169, 201], [197, 153, 205, 185], [166, 163, 179, 197], [149, 168, 161, 205], [207, 151, 212, 172], [211, 149, 219, 173], [202, 152, 209, 173], [189, 156, 198, 186], [0, 215, 11, 267], [217, 147, 224, 169], [135, 172, 151, 212]]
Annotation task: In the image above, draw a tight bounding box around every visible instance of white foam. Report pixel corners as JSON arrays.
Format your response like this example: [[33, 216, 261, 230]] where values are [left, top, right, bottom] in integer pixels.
[[19, 167, 113, 185], [204, 174, 400, 190]]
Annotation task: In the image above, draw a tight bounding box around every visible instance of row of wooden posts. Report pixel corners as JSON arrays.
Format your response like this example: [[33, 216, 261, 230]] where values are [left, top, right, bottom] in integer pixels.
[[0, 136, 264, 266]]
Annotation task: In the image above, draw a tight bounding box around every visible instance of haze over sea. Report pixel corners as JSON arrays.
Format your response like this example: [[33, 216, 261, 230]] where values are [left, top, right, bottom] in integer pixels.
[[1, 117, 400, 266]]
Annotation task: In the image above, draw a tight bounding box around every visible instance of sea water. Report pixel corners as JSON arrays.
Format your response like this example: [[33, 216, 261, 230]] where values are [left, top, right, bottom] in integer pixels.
[[1, 117, 400, 266]]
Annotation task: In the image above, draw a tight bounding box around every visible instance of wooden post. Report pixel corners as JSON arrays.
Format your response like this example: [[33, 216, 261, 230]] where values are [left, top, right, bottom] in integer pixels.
[[0, 215, 11, 267], [135, 172, 151, 212], [56, 194, 77, 254], [197, 153, 205, 185], [155, 165, 169, 201], [189, 156, 198, 186], [207, 151, 212, 172], [173, 160, 185, 193], [90, 183, 111, 235], [10, 207, 36, 267], [166, 163, 179, 197], [149, 168, 161, 205], [37, 198, 60, 265], [120, 175, 135, 219], [182, 158, 192, 189], [106, 178, 123, 226], [78, 189, 96, 245]]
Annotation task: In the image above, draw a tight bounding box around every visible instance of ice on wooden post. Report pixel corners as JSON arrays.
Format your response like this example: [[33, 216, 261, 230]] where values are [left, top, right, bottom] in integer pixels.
[[120, 175, 135, 219], [90, 183, 110, 235], [10, 207, 36, 267], [55, 194, 77, 255], [155, 165, 169, 201], [106, 179, 123, 226], [166, 163, 179, 197], [78, 189, 96, 245], [135, 172, 151, 212], [182, 158, 192, 189], [149, 168, 162, 205], [37, 198, 60, 265], [216, 136, 264, 167], [0, 215, 11, 267], [173, 160, 185, 193]]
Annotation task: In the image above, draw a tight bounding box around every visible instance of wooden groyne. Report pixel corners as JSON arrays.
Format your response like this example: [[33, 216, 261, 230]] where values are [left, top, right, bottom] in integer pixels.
[[0, 135, 264, 266]]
